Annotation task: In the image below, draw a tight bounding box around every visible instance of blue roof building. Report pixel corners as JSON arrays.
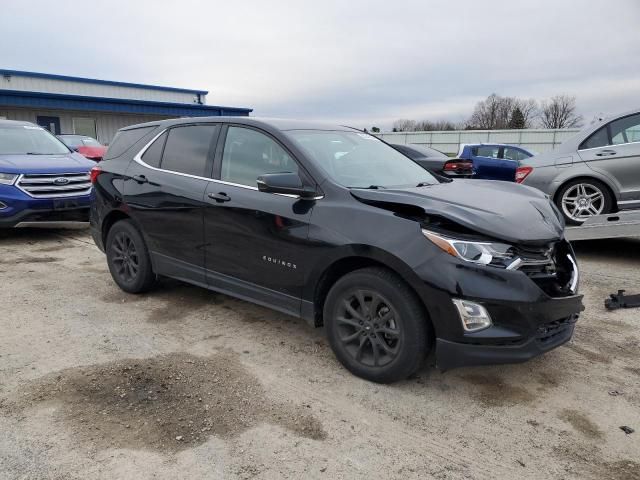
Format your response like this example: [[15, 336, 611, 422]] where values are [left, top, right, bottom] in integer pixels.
[[0, 69, 252, 143]]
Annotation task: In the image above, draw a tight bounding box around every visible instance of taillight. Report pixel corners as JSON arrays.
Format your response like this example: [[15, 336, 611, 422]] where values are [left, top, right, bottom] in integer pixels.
[[515, 166, 533, 183], [443, 160, 473, 173], [90, 166, 102, 184]]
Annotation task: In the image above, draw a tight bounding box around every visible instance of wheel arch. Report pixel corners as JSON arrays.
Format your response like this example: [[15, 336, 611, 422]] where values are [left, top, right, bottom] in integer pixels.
[[100, 208, 149, 249], [308, 249, 435, 336]]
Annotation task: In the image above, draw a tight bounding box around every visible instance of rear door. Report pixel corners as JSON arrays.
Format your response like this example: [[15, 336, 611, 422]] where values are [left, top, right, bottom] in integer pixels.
[[125, 123, 219, 285], [203, 125, 317, 316], [578, 113, 640, 208], [472, 145, 510, 180]]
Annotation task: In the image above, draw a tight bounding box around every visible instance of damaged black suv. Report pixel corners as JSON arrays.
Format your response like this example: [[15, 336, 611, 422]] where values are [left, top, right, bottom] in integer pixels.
[[90, 118, 584, 383]]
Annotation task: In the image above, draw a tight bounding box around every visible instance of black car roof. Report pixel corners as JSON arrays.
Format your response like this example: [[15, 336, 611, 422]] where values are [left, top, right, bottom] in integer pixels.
[[120, 117, 358, 133]]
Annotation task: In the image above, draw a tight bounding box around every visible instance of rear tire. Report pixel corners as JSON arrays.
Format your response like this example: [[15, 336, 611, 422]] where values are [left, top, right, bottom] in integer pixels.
[[555, 178, 613, 225], [106, 219, 157, 293], [324, 267, 429, 383]]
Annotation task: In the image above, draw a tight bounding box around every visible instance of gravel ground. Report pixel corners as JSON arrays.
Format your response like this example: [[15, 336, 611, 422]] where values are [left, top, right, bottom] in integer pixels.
[[0, 228, 638, 480]]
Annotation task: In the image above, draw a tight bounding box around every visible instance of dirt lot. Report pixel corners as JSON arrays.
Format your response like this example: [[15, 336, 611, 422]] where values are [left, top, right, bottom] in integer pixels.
[[0, 228, 638, 480]]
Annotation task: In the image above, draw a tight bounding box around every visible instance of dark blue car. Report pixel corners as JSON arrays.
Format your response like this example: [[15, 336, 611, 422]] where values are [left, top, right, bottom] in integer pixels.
[[457, 143, 534, 181], [0, 120, 94, 228]]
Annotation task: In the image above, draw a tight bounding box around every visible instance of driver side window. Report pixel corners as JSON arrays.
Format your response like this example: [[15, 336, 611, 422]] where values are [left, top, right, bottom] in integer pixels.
[[221, 127, 298, 187]]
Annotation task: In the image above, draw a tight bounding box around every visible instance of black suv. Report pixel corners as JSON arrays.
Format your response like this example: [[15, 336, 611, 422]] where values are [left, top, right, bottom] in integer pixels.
[[90, 117, 584, 383]]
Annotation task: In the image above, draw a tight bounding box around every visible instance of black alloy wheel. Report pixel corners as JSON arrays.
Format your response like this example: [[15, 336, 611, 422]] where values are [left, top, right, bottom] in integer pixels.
[[106, 219, 157, 293], [111, 231, 139, 283], [325, 267, 430, 383], [336, 289, 401, 368]]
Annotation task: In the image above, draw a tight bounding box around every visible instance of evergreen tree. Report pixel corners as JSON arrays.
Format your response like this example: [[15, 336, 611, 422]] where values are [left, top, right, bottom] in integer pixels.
[[509, 107, 526, 129]]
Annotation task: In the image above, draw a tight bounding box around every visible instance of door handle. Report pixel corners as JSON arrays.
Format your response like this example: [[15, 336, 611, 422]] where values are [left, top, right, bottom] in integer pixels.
[[595, 150, 617, 157], [132, 174, 149, 183], [208, 192, 231, 203]]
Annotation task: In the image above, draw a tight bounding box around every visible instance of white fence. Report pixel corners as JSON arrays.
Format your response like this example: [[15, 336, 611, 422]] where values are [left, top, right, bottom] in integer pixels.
[[375, 128, 581, 155]]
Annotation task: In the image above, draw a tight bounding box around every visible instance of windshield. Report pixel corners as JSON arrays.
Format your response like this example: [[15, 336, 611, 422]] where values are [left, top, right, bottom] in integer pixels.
[[287, 130, 438, 188], [0, 125, 70, 155]]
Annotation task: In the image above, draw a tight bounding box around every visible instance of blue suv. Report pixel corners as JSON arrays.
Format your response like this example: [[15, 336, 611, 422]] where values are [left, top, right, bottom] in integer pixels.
[[0, 120, 95, 228], [457, 143, 533, 181]]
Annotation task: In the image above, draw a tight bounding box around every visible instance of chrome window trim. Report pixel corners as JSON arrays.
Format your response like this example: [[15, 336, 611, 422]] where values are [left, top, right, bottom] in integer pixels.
[[133, 127, 324, 199], [578, 140, 640, 152]]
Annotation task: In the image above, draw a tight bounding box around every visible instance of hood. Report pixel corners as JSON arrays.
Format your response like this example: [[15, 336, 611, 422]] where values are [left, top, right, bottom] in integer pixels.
[[351, 179, 564, 244], [77, 145, 107, 160], [0, 152, 95, 174]]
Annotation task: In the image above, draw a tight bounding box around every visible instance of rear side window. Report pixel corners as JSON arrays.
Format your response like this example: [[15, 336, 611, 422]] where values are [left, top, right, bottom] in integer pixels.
[[221, 126, 298, 187], [141, 132, 167, 168], [105, 126, 155, 159], [609, 113, 640, 145], [503, 147, 529, 161], [580, 126, 609, 150], [474, 146, 500, 158], [160, 125, 217, 177]]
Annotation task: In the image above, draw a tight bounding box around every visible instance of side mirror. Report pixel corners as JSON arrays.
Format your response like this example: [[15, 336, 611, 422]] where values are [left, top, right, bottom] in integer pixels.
[[256, 172, 318, 198]]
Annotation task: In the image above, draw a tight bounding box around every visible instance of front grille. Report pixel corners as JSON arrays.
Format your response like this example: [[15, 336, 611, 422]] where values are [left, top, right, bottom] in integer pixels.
[[536, 316, 576, 345], [17, 173, 92, 198], [515, 242, 577, 298]]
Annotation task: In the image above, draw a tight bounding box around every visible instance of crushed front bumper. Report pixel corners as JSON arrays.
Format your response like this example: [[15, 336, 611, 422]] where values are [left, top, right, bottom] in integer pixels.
[[435, 294, 583, 370]]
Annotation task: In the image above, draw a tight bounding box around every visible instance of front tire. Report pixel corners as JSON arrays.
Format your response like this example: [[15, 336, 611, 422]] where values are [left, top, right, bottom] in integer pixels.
[[106, 219, 157, 293], [555, 179, 613, 225], [324, 267, 430, 383]]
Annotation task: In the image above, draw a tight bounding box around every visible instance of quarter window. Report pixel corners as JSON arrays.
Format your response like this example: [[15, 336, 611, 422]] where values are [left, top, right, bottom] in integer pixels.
[[580, 126, 609, 150], [221, 126, 298, 187], [160, 125, 217, 177], [141, 132, 167, 168]]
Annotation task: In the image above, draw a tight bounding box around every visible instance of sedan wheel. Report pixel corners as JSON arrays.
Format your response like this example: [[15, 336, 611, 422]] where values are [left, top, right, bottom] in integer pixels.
[[557, 180, 612, 225]]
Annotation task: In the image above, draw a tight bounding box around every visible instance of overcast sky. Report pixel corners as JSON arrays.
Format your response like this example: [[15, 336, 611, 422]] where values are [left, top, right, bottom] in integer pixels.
[[2, 0, 639, 129]]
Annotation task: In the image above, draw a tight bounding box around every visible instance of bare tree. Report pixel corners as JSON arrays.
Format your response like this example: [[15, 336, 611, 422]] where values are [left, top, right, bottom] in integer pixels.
[[392, 119, 417, 132], [467, 94, 538, 129], [467, 93, 503, 129], [414, 119, 457, 131], [539, 95, 583, 129]]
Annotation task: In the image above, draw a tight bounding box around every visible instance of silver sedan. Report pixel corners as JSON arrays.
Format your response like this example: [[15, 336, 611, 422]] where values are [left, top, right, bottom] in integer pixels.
[[518, 109, 640, 224]]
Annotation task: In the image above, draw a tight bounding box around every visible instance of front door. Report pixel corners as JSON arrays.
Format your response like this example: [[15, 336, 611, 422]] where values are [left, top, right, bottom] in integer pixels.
[[203, 125, 316, 316], [124, 123, 219, 285], [579, 113, 640, 209], [36, 116, 61, 134]]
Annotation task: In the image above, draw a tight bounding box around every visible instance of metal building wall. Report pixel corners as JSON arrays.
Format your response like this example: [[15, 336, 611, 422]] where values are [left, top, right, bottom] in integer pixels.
[[0, 107, 168, 144], [0, 73, 204, 104], [376, 128, 581, 154]]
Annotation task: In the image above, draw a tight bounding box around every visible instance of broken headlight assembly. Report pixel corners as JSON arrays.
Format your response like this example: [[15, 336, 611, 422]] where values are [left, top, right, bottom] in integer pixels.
[[422, 229, 517, 268]]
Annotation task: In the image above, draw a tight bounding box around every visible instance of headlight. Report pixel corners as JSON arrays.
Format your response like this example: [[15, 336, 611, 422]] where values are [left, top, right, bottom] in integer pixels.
[[0, 173, 18, 185], [422, 229, 516, 268]]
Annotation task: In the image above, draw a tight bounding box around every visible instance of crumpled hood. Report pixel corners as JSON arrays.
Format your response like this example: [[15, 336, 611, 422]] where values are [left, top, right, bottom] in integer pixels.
[[0, 152, 94, 174], [351, 179, 565, 244]]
